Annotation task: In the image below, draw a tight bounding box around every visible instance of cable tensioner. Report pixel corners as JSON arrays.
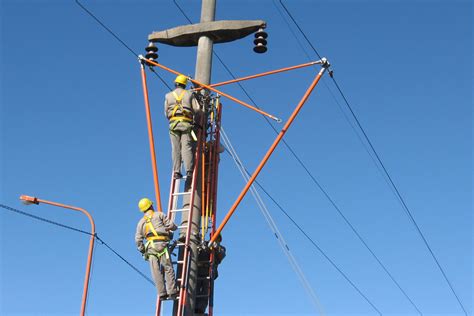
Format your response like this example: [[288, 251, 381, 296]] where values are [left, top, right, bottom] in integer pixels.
[[253, 28, 268, 54]]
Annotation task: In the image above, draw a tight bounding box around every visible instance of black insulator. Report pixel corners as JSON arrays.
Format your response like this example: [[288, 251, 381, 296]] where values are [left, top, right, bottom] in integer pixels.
[[254, 30, 268, 39], [145, 42, 158, 53], [254, 38, 267, 46], [253, 28, 268, 54], [253, 45, 267, 54], [146, 52, 158, 60]]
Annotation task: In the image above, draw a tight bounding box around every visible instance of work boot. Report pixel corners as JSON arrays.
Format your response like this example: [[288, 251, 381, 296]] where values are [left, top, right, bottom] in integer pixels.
[[167, 291, 179, 300], [174, 172, 183, 179], [159, 294, 168, 301], [186, 170, 193, 179]]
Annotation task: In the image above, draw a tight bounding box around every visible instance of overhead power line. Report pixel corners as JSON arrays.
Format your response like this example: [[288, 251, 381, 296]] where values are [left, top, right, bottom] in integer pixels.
[[172, 0, 420, 314], [219, 136, 381, 315], [0, 203, 154, 286], [221, 128, 326, 315], [74, 0, 171, 90], [276, 1, 467, 314]]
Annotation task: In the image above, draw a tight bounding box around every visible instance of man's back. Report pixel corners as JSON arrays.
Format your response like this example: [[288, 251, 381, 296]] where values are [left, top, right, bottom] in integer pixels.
[[164, 87, 197, 119]]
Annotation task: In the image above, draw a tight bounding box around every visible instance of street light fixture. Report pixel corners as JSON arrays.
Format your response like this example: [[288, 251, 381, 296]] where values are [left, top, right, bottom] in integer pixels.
[[19, 195, 96, 316]]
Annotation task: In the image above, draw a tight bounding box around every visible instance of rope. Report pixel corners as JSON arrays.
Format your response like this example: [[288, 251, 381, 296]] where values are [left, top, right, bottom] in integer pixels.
[[221, 128, 326, 315], [219, 131, 381, 315], [171, 1, 417, 314]]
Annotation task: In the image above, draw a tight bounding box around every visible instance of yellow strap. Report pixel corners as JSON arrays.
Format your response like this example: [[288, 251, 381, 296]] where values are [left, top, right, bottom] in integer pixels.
[[171, 90, 189, 118], [170, 116, 193, 122], [144, 214, 161, 241], [172, 90, 186, 102]]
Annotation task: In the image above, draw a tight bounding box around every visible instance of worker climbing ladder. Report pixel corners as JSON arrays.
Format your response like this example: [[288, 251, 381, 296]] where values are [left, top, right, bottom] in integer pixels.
[[153, 94, 222, 316]]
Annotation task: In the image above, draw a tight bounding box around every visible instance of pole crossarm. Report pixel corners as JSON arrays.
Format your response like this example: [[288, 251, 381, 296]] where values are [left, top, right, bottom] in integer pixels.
[[141, 57, 282, 122], [208, 60, 323, 89], [208, 59, 330, 246]]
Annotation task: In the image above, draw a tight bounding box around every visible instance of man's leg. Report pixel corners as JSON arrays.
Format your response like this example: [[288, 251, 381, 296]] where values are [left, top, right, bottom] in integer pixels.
[[170, 130, 182, 174], [160, 251, 178, 295], [149, 255, 167, 297], [181, 131, 194, 176]]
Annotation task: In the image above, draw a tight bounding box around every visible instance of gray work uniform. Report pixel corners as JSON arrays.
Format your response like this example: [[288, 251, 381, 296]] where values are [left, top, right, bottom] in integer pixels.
[[164, 87, 200, 175], [135, 212, 178, 297]]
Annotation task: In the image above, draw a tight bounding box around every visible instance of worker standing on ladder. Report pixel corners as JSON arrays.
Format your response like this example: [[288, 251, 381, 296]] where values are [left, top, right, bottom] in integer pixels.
[[164, 75, 200, 180], [135, 198, 179, 300]]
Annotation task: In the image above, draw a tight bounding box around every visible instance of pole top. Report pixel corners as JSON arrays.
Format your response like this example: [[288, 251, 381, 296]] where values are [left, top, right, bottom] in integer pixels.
[[148, 20, 266, 47]]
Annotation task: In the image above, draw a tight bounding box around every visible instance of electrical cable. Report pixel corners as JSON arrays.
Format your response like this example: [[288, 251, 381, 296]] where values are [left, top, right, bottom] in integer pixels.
[[74, 0, 171, 90], [95, 235, 155, 286], [277, 1, 467, 314], [220, 132, 381, 315], [221, 128, 326, 315], [171, 1, 420, 314], [0, 203, 154, 286], [0, 203, 92, 236]]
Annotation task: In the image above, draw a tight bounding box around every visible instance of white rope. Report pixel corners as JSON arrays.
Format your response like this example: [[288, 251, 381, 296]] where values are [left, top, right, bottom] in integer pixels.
[[220, 127, 325, 315]]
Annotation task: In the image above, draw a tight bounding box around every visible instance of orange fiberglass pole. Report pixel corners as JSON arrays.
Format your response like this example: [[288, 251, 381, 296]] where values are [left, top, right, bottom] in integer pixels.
[[19, 195, 95, 316], [142, 58, 281, 122], [208, 60, 322, 89], [140, 62, 163, 212], [209, 60, 329, 245]]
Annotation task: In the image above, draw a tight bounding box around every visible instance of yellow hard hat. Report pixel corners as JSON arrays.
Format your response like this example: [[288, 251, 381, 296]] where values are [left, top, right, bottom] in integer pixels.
[[175, 74, 188, 86], [138, 198, 153, 212]]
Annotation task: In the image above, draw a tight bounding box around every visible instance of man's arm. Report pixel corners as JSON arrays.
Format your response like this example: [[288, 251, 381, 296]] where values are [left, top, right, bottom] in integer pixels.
[[135, 220, 146, 254], [160, 213, 178, 232], [164, 96, 169, 118]]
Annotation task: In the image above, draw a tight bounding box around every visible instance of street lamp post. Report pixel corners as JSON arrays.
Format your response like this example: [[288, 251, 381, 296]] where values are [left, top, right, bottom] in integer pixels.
[[19, 195, 96, 316]]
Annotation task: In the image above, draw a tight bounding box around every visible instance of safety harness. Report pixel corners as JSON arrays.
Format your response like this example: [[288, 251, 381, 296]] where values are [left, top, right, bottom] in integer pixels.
[[144, 213, 170, 259], [170, 90, 193, 123], [169, 90, 198, 141]]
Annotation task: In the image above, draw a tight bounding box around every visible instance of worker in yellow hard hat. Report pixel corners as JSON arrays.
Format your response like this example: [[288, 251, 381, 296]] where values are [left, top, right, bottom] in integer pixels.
[[164, 74, 201, 180], [135, 198, 179, 300]]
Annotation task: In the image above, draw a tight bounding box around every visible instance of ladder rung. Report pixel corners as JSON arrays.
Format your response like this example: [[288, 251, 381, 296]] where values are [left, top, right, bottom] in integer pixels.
[[178, 225, 188, 229], [169, 208, 190, 213], [172, 260, 184, 265], [172, 192, 191, 196]]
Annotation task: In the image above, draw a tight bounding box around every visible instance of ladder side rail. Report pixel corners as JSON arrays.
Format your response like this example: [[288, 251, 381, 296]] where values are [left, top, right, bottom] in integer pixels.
[[176, 115, 205, 316]]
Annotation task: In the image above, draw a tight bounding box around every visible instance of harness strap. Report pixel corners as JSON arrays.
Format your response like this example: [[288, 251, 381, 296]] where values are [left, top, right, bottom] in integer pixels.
[[171, 90, 193, 118]]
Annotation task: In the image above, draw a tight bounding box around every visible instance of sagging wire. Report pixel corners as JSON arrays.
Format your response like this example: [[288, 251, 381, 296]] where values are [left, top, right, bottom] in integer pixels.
[[220, 128, 326, 316], [0, 203, 154, 286], [277, 1, 467, 314], [170, 1, 398, 314], [74, 0, 171, 90], [219, 130, 381, 315]]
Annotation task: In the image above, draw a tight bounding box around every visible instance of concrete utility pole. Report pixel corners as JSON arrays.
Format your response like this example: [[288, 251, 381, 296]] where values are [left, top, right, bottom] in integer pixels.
[[148, 1, 265, 314]]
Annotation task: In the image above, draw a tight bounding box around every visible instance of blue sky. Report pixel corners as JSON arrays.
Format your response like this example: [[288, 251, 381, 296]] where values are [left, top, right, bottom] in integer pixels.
[[1, 0, 472, 315]]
